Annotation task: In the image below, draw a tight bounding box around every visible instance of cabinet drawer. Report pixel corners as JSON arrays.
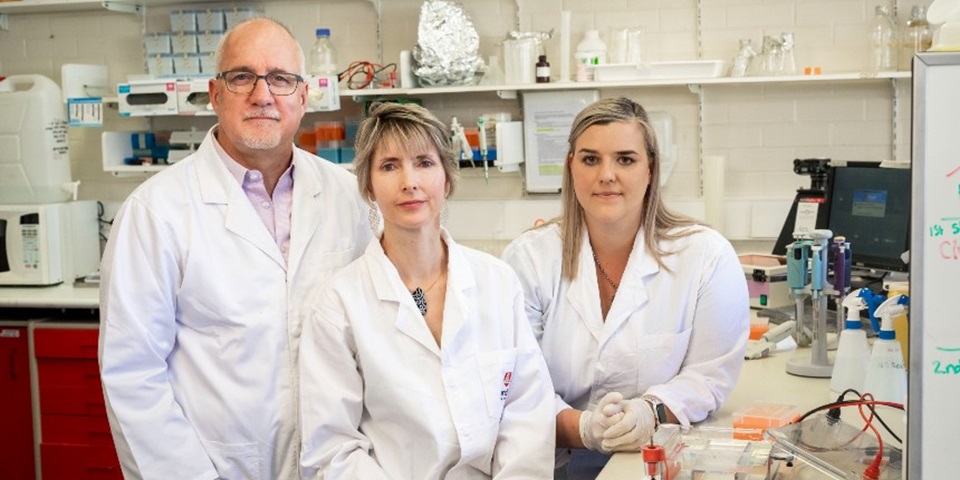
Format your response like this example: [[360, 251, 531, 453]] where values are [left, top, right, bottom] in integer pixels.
[[34, 328, 99, 359], [39, 385, 106, 416], [37, 357, 101, 389], [40, 443, 122, 480], [42, 414, 114, 446]]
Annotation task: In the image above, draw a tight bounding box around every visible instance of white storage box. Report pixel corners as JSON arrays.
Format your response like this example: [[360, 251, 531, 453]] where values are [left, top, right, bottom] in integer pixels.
[[197, 31, 224, 54], [171, 31, 199, 55], [118, 80, 178, 116], [739, 254, 791, 309], [177, 79, 213, 115], [171, 9, 198, 32], [146, 54, 175, 77], [196, 9, 226, 32], [144, 33, 172, 55], [173, 53, 202, 76], [225, 8, 260, 29]]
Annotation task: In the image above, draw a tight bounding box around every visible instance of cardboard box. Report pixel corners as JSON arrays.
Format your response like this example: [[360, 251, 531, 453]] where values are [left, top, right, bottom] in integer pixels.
[[739, 254, 791, 309]]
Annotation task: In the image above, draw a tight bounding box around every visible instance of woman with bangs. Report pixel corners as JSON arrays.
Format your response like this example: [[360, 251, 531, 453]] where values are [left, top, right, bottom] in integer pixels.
[[299, 102, 555, 479], [502, 97, 749, 478]]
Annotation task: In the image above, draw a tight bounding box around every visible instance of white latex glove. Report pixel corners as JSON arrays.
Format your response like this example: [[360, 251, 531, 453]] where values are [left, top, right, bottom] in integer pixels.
[[579, 392, 624, 453], [600, 397, 656, 452]]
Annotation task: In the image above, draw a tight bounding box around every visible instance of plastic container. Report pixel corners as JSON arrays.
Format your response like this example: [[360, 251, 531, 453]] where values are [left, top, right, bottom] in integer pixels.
[[575, 30, 607, 81], [0, 75, 72, 204], [309, 28, 337, 76], [731, 402, 800, 440], [886, 281, 910, 368], [863, 294, 907, 403], [829, 322, 869, 395]]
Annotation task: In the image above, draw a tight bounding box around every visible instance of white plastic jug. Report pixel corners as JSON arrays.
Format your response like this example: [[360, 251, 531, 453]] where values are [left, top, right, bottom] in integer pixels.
[[0, 75, 72, 204]]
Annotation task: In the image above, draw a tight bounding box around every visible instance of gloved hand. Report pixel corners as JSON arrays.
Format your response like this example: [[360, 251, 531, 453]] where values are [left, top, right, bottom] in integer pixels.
[[600, 397, 656, 452], [579, 392, 624, 453]]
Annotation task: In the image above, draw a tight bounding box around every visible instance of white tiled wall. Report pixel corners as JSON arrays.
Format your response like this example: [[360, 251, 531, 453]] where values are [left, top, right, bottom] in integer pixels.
[[0, 0, 923, 253]]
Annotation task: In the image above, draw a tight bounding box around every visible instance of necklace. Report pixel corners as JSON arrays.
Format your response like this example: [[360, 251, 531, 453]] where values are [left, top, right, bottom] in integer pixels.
[[411, 268, 445, 316], [592, 251, 619, 301]]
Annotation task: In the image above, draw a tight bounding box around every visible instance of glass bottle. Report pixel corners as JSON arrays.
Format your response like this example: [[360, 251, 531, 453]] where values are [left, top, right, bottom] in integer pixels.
[[535, 55, 551, 83], [903, 5, 932, 69], [730, 38, 757, 77], [868, 6, 898, 73], [758, 35, 782, 76], [309, 28, 338, 77], [779, 32, 797, 75]]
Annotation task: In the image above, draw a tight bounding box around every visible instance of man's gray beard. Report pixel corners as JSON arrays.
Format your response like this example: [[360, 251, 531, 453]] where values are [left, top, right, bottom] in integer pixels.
[[240, 131, 282, 150]]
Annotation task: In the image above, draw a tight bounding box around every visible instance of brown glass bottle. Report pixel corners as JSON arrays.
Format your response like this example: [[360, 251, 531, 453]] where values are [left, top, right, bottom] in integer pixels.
[[536, 55, 551, 83]]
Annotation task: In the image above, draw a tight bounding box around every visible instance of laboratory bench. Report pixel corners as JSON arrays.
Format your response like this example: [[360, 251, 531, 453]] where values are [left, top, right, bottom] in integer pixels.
[[598, 336, 907, 480]]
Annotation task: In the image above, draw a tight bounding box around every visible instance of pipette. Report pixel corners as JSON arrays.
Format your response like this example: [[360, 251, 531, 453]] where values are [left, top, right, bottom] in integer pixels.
[[477, 117, 489, 183], [786, 236, 810, 347], [450, 117, 472, 168], [785, 229, 834, 378]]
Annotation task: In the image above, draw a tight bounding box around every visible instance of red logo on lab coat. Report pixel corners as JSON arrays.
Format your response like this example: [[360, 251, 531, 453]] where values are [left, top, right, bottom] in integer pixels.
[[500, 371, 512, 400]]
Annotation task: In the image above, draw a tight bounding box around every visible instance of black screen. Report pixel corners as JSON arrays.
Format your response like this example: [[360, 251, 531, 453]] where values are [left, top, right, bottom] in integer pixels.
[[0, 218, 8, 273], [827, 166, 910, 272]]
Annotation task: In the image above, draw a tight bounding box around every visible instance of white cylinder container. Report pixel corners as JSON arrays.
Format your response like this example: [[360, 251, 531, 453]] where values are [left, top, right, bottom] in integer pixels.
[[829, 326, 870, 396]]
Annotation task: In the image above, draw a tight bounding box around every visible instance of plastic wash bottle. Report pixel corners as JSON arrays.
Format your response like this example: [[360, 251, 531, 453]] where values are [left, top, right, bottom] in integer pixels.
[[830, 288, 871, 395], [862, 294, 908, 403]]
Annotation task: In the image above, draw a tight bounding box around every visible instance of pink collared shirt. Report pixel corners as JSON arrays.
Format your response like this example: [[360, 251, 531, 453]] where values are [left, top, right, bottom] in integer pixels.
[[212, 131, 293, 264]]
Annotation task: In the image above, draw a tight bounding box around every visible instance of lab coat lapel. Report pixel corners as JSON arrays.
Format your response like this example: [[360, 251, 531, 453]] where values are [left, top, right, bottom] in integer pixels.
[[194, 135, 285, 270], [566, 231, 605, 344], [438, 230, 470, 350], [287, 151, 322, 282], [601, 231, 658, 343], [367, 239, 442, 357]]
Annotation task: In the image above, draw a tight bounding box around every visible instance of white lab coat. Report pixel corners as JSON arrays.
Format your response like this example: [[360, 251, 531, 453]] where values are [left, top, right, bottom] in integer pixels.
[[99, 127, 371, 480], [300, 229, 556, 480], [501, 223, 748, 470]]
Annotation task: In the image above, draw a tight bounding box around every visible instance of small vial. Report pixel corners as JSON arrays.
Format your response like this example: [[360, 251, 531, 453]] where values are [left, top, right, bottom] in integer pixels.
[[536, 55, 551, 83]]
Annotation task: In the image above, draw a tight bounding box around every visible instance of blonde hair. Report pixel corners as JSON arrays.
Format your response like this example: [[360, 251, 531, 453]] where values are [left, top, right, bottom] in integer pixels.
[[559, 97, 700, 280], [354, 102, 458, 203]]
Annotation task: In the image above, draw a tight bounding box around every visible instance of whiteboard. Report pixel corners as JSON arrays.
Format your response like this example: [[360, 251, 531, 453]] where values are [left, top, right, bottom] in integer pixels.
[[909, 52, 960, 480]]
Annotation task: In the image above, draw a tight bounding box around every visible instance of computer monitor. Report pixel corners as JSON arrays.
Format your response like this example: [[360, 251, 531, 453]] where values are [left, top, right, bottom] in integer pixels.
[[827, 164, 910, 273]]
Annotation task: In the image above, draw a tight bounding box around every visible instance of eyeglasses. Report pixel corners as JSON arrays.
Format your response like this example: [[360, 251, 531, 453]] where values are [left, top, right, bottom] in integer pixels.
[[216, 70, 304, 96]]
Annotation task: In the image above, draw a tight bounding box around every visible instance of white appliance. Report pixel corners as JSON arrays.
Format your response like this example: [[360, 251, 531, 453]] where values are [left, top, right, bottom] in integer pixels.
[[0, 201, 100, 286]]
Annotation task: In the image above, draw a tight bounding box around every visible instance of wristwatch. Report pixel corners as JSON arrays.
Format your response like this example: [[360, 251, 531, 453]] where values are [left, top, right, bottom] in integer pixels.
[[642, 395, 668, 429]]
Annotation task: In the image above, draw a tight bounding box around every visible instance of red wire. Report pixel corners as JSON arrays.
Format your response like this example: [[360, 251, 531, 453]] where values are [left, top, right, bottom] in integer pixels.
[[857, 393, 883, 480]]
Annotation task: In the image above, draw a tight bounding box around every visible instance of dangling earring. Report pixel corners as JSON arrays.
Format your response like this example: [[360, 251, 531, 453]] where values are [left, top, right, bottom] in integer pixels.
[[368, 203, 381, 234]]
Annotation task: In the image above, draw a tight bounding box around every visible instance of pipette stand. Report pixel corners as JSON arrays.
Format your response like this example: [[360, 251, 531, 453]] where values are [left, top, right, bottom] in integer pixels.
[[787, 229, 835, 378]]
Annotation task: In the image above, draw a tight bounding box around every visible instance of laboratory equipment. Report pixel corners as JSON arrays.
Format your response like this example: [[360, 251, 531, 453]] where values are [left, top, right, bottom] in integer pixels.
[[830, 288, 871, 395], [779, 32, 798, 75], [826, 163, 910, 273], [730, 38, 757, 77], [904, 5, 933, 69], [535, 55, 551, 83], [786, 229, 835, 378], [863, 294, 908, 403], [502, 38, 537, 84], [739, 253, 791, 309], [118, 80, 179, 116], [868, 5, 899, 72], [772, 158, 831, 257], [744, 320, 796, 359], [642, 424, 682, 480], [575, 30, 607, 81], [0, 75, 73, 204], [307, 28, 341, 111], [0, 202, 101, 286], [785, 235, 811, 347], [477, 117, 489, 182], [449, 117, 473, 167], [765, 412, 903, 479]]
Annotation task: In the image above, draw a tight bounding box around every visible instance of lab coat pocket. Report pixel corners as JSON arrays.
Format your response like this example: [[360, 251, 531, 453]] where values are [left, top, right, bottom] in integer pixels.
[[476, 348, 518, 420], [200, 439, 261, 480], [637, 328, 693, 386]]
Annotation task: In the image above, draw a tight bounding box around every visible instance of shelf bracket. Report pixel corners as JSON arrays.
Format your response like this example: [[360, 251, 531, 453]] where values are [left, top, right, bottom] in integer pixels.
[[0, 13, 7, 32], [101, 2, 141, 14], [496, 89, 518, 100], [687, 83, 702, 95]]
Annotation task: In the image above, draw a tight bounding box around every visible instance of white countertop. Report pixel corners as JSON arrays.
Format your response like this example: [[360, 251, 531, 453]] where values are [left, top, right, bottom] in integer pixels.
[[597, 341, 907, 479], [0, 283, 99, 309]]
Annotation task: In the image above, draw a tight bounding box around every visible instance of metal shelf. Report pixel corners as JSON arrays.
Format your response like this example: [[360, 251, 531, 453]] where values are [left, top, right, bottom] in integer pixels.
[[341, 71, 913, 98]]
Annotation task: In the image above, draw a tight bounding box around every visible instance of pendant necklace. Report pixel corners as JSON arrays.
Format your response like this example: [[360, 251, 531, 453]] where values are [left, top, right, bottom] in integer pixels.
[[592, 251, 619, 302], [411, 268, 445, 316]]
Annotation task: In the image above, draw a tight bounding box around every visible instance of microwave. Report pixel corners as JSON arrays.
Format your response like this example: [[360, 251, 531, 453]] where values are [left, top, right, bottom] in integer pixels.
[[0, 201, 100, 286]]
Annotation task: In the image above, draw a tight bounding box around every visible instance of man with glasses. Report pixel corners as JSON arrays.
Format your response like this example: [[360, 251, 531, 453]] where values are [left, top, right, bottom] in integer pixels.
[[99, 17, 370, 480]]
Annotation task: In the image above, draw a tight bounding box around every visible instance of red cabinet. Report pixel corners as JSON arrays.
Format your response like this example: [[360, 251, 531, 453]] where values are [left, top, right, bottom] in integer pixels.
[[33, 324, 122, 480], [0, 325, 36, 480]]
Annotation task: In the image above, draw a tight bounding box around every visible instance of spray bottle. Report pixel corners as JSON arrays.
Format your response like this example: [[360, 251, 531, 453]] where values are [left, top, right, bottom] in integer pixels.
[[863, 293, 909, 403], [829, 288, 870, 395]]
